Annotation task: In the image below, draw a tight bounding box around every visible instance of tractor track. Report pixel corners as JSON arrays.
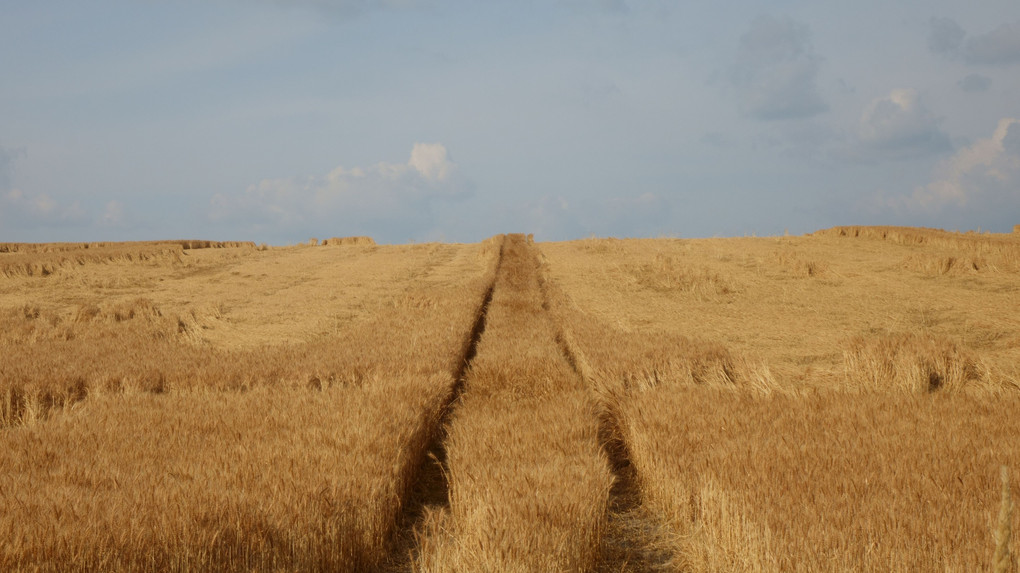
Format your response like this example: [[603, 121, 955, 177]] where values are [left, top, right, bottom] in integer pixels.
[[538, 254, 677, 573], [381, 237, 505, 571], [387, 237, 675, 571]]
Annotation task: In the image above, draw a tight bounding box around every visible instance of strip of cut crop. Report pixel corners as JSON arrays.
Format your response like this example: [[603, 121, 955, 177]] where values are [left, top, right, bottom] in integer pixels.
[[0, 241, 500, 429], [413, 234, 613, 572]]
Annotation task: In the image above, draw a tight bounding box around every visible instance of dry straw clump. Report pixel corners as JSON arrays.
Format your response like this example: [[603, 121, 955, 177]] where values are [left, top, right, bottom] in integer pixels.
[[0, 245, 185, 278], [627, 253, 737, 299], [768, 250, 830, 277], [322, 236, 376, 246], [816, 225, 1020, 273], [843, 332, 984, 393], [580, 236, 625, 254]]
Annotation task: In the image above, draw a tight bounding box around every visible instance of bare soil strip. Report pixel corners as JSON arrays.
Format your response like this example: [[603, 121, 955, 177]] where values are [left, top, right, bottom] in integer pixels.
[[383, 237, 506, 571]]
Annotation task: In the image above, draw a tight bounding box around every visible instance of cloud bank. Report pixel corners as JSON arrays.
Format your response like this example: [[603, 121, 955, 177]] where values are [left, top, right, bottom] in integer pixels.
[[209, 143, 468, 242], [905, 117, 1020, 212], [853, 89, 952, 160]]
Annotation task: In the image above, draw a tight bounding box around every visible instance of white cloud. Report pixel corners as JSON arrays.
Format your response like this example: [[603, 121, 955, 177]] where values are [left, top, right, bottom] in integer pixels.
[[408, 142, 454, 182], [209, 143, 468, 241], [731, 15, 828, 121], [903, 118, 1020, 211], [854, 89, 951, 160]]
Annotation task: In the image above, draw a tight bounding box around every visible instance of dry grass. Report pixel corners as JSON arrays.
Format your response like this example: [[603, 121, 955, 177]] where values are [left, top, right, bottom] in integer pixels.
[[542, 291, 1019, 569]]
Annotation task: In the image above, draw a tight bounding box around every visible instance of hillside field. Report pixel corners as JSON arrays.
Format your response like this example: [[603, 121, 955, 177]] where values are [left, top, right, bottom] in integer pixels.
[[2, 227, 1019, 571]]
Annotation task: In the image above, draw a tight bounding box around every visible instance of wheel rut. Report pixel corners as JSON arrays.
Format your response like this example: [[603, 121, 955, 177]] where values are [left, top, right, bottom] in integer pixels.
[[540, 258, 677, 573], [382, 237, 505, 572]]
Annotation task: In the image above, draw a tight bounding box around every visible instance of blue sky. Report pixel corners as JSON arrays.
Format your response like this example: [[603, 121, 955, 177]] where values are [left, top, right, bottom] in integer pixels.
[[2, 0, 1019, 243]]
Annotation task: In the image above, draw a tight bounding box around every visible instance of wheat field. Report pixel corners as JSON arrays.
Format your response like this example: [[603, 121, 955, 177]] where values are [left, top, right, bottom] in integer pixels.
[[1, 227, 1018, 571]]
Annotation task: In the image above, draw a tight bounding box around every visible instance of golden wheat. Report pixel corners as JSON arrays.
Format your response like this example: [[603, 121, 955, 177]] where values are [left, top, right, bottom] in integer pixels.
[[3, 227, 1018, 571]]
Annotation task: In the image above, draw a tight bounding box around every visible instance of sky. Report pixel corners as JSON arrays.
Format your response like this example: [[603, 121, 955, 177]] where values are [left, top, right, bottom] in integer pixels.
[[1, 0, 1019, 244]]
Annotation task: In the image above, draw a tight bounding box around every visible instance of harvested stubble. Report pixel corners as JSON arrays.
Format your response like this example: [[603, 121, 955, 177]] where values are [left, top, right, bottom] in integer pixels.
[[0, 239, 501, 571], [415, 234, 613, 572]]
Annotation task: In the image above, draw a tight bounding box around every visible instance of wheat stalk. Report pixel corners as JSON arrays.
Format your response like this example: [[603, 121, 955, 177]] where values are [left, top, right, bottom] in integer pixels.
[[994, 465, 1015, 573]]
